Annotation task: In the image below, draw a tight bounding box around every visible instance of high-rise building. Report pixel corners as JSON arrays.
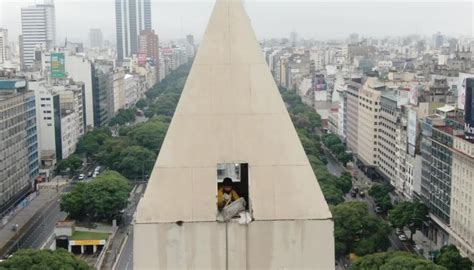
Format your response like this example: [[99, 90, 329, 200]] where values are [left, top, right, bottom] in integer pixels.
[[92, 60, 114, 127], [134, 0, 334, 268], [345, 78, 361, 155], [115, 0, 152, 62], [0, 28, 8, 64], [0, 78, 39, 214], [139, 29, 159, 75], [20, 0, 56, 70], [89, 28, 103, 48], [356, 77, 383, 178]]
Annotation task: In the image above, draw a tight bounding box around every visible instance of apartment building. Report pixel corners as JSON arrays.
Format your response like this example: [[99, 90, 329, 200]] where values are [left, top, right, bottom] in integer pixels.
[[450, 135, 474, 260], [345, 78, 362, 154], [357, 77, 383, 178], [30, 79, 85, 161], [0, 78, 38, 212]]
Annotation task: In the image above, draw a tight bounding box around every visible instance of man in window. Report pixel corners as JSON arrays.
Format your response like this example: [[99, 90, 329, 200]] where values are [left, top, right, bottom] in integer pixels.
[[217, 177, 240, 210]]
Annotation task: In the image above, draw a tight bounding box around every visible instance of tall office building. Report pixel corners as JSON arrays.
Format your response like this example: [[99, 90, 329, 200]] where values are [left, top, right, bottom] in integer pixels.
[[0, 78, 39, 214], [115, 0, 152, 62], [92, 60, 114, 127], [20, 0, 56, 70], [89, 28, 103, 48], [138, 29, 159, 62], [0, 28, 8, 64]]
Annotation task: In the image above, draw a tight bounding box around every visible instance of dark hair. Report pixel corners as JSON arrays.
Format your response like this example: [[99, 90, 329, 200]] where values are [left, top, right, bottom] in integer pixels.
[[222, 177, 233, 186]]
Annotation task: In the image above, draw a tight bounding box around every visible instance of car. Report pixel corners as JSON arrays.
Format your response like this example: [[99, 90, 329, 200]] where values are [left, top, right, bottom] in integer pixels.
[[395, 228, 403, 235], [359, 191, 365, 197], [398, 234, 408, 242], [78, 174, 85, 180], [94, 166, 101, 172], [87, 171, 93, 177], [374, 206, 383, 214], [92, 172, 99, 178], [350, 190, 357, 198], [353, 186, 359, 193]]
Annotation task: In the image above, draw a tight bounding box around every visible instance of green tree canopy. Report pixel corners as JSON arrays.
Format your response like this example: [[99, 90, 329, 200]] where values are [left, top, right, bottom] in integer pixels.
[[55, 154, 83, 175], [332, 201, 391, 258], [369, 184, 394, 212], [109, 108, 136, 126], [127, 119, 169, 153], [434, 245, 472, 270], [75, 128, 111, 158], [388, 201, 429, 240], [116, 146, 156, 180], [60, 171, 130, 222], [135, 99, 147, 109], [0, 249, 92, 270], [352, 251, 445, 270]]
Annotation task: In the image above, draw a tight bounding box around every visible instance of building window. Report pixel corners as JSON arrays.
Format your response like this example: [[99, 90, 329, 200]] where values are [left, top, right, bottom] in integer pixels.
[[216, 163, 250, 222]]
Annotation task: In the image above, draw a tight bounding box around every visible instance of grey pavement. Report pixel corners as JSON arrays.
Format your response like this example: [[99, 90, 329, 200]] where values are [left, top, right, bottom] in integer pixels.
[[0, 188, 63, 256], [115, 230, 133, 270], [324, 147, 345, 177]]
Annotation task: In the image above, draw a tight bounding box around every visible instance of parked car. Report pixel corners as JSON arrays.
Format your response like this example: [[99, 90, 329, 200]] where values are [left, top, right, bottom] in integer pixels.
[[398, 234, 408, 242], [92, 172, 99, 178], [350, 190, 357, 198], [87, 171, 93, 177], [353, 186, 359, 193], [359, 191, 365, 197], [395, 228, 403, 235], [94, 166, 101, 173], [78, 174, 85, 180]]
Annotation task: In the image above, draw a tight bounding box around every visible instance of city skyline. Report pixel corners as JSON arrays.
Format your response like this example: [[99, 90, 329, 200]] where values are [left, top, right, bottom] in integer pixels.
[[1, 0, 473, 45]]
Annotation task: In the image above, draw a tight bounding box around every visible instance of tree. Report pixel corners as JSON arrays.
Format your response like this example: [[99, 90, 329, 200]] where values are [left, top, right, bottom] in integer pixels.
[[75, 128, 111, 158], [60, 171, 130, 222], [96, 138, 129, 170], [136, 99, 147, 109], [0, 248, 92, 270], [116, 146, 156, 180], [335, 172, 353, 194], [127, 119, 168, 153], [320, 182, 344, 205], [369, 184, 394, 212], [435, 245, 472, 270], [109, 108, 136, 126], [55, 154, 83, 175], [352, 251, 445, 270], [388, 201, 429, 240], [332, 201, 391, 258]]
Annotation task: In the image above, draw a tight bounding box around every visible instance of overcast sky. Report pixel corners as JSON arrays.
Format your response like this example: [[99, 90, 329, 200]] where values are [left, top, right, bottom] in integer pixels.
[[1, 0, 473, 45]]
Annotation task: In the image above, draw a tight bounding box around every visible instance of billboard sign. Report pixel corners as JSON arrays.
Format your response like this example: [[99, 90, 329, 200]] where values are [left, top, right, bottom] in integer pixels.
[[50, 52, 65, 78], [465, 78, 474, 138], [457, 73, 474, 110]]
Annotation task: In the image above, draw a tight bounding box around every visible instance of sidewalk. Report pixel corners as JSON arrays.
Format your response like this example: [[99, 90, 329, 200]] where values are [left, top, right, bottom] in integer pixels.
[[0, 188, 62, 255], [410, 229, 443, 259]]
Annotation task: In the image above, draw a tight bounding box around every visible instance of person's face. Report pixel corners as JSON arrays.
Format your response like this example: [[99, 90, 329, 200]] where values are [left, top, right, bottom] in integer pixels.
[[223, 185, 232, 192]]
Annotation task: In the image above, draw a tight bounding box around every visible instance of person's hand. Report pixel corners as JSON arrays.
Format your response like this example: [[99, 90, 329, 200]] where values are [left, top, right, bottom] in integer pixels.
[[223, 193, 231, 202]]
